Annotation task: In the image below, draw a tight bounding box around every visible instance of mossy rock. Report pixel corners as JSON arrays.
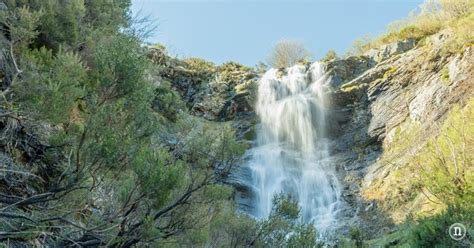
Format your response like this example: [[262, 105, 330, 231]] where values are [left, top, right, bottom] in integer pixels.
[[341, 81, 368, 93], [242, 126, 256, 141]]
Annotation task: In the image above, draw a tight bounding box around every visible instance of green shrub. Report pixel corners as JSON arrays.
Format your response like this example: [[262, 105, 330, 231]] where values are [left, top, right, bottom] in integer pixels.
[[14, 47, 86, 124], [408, 205, 473, 247], [3, 0, 131, 50], [349, 226, 364, 248], [182, 57, 215, 84], [414, 99, 474, 207], [440, 66, 450, 84], [2, 5, 42, 50], [153, 81, 185, 122], [184, 57, 215, 72], [363, 99, 473, 223], [88, 33, 150, 103], [254, 194, 323, 248]]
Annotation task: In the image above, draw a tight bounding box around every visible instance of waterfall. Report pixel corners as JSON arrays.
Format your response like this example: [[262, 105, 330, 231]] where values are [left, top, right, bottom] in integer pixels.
[[245, 62, 341, 235]]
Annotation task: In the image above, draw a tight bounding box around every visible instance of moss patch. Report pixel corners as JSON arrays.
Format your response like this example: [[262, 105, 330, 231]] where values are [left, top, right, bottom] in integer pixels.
[[440, 66, 450, 85], [383, 66, 398, 79], [340, 82, 368, 93]]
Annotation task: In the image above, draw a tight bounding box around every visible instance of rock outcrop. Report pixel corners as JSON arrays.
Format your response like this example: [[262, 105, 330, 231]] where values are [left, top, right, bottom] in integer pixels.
[[148, 34, 473, 240], [242, 35, 471, 239], [325, 33, 473, 237], [364, 38, 417, 63], [147, 46, 258, 140]]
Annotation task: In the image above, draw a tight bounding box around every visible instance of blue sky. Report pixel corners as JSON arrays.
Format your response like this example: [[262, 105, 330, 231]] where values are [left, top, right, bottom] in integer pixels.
[[131, 0, 423, 66]]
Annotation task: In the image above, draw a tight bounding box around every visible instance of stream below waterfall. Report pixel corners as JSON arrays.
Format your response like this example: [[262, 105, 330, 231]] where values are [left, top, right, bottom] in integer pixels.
[[242, 62, 342, 237]]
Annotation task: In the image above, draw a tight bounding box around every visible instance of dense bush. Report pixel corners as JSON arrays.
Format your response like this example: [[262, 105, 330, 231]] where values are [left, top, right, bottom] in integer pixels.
[[13, 47, 86, 124], [414, 99, 473, 208], [0, 1, 328, 246], [210, 194, 322, 248], [254, 194, 321, 248], [2, 0, 130, 51], [408, 205, 473, 247]]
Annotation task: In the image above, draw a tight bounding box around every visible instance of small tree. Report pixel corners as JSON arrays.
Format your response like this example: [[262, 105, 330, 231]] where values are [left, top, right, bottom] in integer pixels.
[[267, 39, 312, 68], [322, 49, 338, 62]]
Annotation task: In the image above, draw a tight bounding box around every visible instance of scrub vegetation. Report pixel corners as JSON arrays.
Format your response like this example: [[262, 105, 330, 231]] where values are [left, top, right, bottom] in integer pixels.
[[348, 0, 474, 55], [0, 1, 318, 246]]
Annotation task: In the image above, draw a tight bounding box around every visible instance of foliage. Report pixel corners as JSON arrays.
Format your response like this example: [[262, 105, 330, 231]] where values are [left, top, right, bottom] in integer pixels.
[[217, 61, 257, 93], [183, 57, 216, 83], [0, 0, 270, 246], [414, 98, 474, 207], [184, 57, 215, 73], [83, 0, 131, 31], [208, 193, 323, 247], [383, 66, 398, 79], [255, 61, 269, 74], [347, 0, 474, 55], [405, 205, 473, 247], [349, 226, 364, 248], [363, 98, 473, 242], [440, 66, 450, 84], [153, 80, 185, 122], [340, 81, 367, 93], [362, 96, 474, 234], [321, 49, 338, 62], [1, 5, 42, 50], [13, 47, 86, 124], [217, 61, 254, 79], [444, 10, 474, 52], [346, 35, 372, 56], [2, 0, 130, 51], [8, 0, 472, 247], [267, 39, 312, 68], [88, 33, 149, 103], [254, 194, 322, 248]]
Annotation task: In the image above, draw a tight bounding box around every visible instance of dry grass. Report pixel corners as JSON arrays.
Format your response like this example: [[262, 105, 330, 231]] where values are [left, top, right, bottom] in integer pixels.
[[347, 0, 474, 55]]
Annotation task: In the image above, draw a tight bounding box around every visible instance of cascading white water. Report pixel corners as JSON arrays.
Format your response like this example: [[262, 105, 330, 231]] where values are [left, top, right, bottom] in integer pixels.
[[246, 62, 341, 235]]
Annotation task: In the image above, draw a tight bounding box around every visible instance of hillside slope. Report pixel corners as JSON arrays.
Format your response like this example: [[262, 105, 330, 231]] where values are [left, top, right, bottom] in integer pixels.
[[0, 0, 472, 247], [326, 30, 473, 245]]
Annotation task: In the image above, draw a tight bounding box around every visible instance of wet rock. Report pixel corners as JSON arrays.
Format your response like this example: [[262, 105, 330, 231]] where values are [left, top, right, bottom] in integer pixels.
[[225, 160, 256, 212]]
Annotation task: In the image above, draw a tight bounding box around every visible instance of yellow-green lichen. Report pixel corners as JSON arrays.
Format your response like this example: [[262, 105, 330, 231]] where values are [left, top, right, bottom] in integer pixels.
[[341, 82, 368, 93], [383, 66, 398, 79]]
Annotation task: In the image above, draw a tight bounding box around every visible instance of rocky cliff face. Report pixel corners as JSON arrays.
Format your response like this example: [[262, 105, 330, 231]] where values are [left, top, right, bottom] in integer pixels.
[[224, 31, 472, 239], [147, 46, 258, 140], [148, 33, 472, 240], [325, 31, 473, 237]]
